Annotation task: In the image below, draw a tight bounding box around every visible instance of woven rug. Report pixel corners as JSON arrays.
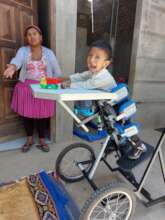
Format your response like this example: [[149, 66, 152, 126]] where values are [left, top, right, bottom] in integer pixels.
[[0, 171, 72, 220]]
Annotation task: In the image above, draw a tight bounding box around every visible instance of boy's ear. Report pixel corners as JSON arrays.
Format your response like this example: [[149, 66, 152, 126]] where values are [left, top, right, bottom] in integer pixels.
[[104, 60, 111, 68]]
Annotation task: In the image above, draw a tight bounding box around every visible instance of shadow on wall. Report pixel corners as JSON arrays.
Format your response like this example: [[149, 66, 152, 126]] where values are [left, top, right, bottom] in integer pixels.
[[75, 27, 89, 72]]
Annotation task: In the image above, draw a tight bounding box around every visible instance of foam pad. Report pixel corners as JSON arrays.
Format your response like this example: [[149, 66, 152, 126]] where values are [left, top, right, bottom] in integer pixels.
[[155, 128, 165, 133], [73, 128, 107, 142], [117, 143, 154, 170]]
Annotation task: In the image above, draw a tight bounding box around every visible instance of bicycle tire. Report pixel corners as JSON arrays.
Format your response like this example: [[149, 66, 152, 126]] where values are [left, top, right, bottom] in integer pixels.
[[56, 142, 95, 183]]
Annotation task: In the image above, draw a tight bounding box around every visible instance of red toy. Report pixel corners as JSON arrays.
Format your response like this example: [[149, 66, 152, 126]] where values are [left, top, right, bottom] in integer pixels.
[[46, 78, 63, 84], [40, 77, 63, 89]]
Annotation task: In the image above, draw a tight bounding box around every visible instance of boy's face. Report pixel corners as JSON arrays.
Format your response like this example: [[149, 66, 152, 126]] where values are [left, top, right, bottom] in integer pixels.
[[87, 47, 111, 74]]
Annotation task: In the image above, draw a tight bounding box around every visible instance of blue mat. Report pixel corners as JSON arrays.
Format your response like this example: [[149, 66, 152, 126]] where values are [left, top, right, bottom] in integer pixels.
[[73, 128, 107, 142], [73, 121, 108, 142], [38, 171, 80, 220]]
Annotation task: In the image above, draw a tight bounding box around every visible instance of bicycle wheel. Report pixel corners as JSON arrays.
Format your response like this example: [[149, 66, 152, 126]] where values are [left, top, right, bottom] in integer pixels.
[[56, 143, 95, 183], [80, 182, 136, 220]]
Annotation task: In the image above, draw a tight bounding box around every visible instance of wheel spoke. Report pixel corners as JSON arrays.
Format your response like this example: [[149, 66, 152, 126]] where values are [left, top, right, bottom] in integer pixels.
[[92, 209, 106, 219], [116, 207, 129, 216], [116, 198, 129, 210], [88, 191, 132, 220], [56, 144, 95, 182]]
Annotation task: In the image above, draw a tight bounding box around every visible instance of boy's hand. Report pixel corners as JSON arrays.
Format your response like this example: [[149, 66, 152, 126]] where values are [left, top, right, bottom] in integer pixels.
[[61, 80, 71, 89], [60, 77, 70, 82]]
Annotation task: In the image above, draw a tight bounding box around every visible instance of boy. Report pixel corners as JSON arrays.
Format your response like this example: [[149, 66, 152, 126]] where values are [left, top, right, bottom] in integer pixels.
[[62, 40, 146, 159], [62, 40, 116, 90]]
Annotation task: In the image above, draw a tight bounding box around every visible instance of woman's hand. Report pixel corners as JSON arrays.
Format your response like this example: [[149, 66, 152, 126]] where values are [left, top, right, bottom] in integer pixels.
[[3, 64, 16, 79]]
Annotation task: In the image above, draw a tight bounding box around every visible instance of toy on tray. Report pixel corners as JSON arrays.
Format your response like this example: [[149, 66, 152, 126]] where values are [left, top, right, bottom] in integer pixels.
[[40, 77, 63, 89]]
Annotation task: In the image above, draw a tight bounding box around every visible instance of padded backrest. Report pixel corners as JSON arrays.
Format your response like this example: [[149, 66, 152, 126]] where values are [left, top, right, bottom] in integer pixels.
[[114, 122, 139, 138], [109, 83, 137, 121], [116, 99, 137, 121], [110, 83, 129, 105]]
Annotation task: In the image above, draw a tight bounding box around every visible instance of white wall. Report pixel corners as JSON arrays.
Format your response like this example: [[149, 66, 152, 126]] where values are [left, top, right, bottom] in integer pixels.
[[130, 0, 165, 128], [54, 0, 77, 142], [75, 27, 89, 73]]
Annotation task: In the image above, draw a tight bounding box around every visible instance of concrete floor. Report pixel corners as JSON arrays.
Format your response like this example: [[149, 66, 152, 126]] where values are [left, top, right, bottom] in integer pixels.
[[0, 128, 165, 219]]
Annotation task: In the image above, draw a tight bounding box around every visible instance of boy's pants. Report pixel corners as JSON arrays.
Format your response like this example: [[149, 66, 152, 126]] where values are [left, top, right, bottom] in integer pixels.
[[75, 100, 93, 108]]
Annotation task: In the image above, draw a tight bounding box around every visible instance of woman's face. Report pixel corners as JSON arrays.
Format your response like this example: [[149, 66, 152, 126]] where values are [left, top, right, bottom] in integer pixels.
[[25, 28, 42, 47]]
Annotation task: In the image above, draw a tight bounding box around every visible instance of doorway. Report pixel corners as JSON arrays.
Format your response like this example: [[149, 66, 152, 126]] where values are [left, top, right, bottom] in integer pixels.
[[0, 0, 38, 144], [113, 0, 137, 84], [75, 0, 137, 85], [0, 0, 54, 145]]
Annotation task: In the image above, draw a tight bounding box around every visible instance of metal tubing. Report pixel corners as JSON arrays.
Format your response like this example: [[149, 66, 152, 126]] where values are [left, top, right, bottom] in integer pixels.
[[58, 100, 89, 132], [137, 132, 165, 193], [144, 196, 165, 207], [158, 149, 165, 184], [89, 135, 111, 179], [82, 170, 98, 191]]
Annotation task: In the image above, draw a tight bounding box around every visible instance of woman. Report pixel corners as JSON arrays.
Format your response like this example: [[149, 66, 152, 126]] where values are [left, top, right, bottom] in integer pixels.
[[3, 25, 62, 152]]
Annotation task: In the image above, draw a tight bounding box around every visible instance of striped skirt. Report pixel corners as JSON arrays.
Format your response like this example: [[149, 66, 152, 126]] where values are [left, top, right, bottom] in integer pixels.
[[11, 79, 55, 118]]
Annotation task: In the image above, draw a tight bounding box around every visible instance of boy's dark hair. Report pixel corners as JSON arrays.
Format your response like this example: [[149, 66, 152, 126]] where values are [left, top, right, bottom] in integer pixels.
[[90, 40, 112, 60]]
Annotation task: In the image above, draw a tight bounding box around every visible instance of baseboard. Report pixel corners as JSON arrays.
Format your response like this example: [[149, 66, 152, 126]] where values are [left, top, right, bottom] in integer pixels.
[[0, 137, 51, 152]]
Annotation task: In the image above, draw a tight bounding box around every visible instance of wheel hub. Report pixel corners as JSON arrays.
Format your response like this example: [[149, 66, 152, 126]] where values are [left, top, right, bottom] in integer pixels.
[[110, 213, 117, 219]]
